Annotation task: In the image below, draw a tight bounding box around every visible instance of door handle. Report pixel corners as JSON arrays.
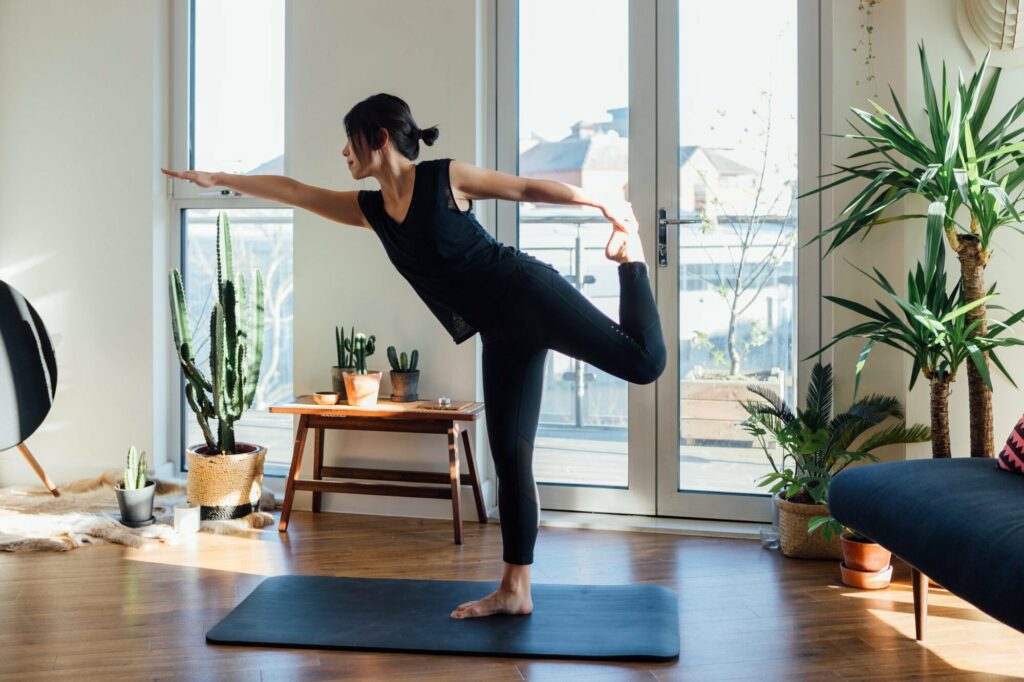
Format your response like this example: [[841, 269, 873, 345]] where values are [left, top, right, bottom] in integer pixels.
[[657, 208, 703, 267]]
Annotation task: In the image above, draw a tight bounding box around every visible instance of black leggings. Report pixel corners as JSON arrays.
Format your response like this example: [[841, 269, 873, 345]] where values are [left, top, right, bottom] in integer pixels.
[[478, 256, 667, 565]]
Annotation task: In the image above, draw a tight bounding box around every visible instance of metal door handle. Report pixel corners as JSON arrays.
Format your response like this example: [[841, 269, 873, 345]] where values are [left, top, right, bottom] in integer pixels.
[[657, 208, 703, 267]]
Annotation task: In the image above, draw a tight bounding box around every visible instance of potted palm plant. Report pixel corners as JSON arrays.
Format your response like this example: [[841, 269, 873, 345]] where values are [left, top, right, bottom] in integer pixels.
[[342, 332, 381, 406], [814, 202, 1024, 458], [740, 362, 930, 559], [114, 446, 155, 527], [386, 345, 419, 402], [799, 42, 1024, 457], [169, 211, 267, 520]]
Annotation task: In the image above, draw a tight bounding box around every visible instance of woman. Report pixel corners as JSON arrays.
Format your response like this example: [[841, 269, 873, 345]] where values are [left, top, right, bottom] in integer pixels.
[[161, 93, 666, 620]]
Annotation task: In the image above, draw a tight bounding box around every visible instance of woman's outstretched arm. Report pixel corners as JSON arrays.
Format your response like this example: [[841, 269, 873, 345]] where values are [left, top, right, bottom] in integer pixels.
[[448, 160, 637, 233], [160, 168, 370, 229]]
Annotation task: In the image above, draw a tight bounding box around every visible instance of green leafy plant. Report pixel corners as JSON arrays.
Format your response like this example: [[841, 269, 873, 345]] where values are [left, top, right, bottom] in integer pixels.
[[122, 446, 147, 490], [798, 42, 1024, 456], [740, 362, 929, 541], [812, 202, 1024, 458], [386, 345, 419, 372], [169, 212, 265, 454]]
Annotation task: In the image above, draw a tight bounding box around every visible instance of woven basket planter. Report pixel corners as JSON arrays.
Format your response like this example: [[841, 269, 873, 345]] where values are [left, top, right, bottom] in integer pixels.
[[775, 491, 842, 560], [186, 442, 266, 520]]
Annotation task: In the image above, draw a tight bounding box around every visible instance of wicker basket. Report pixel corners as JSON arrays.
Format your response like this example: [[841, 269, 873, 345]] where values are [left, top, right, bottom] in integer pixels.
[[186, 442, 266, 520], [776, 491, 842, 559]]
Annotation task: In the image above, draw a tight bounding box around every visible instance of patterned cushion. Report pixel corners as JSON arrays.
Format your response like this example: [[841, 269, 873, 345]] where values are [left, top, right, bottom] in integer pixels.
[[997, 415, 1024, 474]]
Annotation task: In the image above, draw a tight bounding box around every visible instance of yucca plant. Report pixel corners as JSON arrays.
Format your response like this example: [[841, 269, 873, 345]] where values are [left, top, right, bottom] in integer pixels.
[[798, 42, 1024, 457], [169, 212, 265, 454], [811, 202, 1024, 458], [740, 362, 929, 541]]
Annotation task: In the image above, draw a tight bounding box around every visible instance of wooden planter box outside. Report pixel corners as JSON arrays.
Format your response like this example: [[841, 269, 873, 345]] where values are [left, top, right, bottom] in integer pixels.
[[680, 372, 786, 447]]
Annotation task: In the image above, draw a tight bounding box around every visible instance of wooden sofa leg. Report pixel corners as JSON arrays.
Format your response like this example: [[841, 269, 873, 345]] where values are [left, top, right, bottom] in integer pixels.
[[911, 565, 928, 642]]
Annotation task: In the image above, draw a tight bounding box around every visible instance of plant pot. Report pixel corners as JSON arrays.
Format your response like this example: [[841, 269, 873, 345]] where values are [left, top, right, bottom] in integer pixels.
[[186, 442, 266, 520], [114, 479, 156, 526], [332, 366, 356, 400], [342, 370, 383, 406], [775, 491, 842, 560], [840, 562, 893, 590], [841, 533, 892, 572], [390, 369, 420, 402]]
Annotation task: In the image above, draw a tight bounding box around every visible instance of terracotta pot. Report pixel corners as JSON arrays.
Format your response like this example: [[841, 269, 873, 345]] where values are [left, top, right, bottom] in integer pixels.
[[840, 562, 893, 590], [186, 442, 266, 520], [332, 366, 355, 400], [389, 369, 420, 402], [342, 370, 383, 406], [841, 533, 892, 572], [775, 491, 842, 560]]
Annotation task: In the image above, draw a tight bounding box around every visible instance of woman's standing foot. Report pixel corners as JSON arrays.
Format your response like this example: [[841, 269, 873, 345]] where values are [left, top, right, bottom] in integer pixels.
[[450, 562, 534, 619]]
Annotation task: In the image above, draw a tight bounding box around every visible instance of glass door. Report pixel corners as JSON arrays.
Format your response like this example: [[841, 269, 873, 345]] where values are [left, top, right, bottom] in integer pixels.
[[496, 0, 818, 520], [498, 0, 659, 514], [656, 0, 817, 521]]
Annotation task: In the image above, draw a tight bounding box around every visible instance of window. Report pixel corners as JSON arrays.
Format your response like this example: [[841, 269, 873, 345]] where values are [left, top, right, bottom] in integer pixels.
[[172, 0, 293, 473]]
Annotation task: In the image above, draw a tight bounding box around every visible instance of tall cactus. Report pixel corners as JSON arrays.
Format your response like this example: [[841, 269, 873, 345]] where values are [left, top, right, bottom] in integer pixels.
[[169, 211, 265, 454]]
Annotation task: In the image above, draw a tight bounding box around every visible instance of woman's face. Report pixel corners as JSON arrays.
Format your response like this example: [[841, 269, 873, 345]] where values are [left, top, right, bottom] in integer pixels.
[[342, 131, 383, 180]]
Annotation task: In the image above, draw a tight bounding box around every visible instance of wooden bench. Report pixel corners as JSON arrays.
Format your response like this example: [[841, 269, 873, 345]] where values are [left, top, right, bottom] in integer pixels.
[[270, 395, 488, 544]]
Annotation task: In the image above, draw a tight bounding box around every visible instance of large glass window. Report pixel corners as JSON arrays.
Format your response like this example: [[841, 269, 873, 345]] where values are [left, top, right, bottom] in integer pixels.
[[177, 0, 292, 471]]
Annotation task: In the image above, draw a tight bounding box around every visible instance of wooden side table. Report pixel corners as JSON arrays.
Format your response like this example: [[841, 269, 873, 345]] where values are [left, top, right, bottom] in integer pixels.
[[269, 395, 488, 544]]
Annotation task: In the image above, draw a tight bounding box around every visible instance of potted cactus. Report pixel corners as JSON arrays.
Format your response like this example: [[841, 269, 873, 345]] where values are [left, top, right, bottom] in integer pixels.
[[332, 325, 357, 400], [341, 332, 381, 406], [169, 211, 267, 520], [387, 345, 420, 402], [114, 446, 155, 527]]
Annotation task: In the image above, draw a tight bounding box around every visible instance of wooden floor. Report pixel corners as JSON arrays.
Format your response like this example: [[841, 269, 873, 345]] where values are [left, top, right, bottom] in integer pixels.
[[2, 510, 1023, 681]]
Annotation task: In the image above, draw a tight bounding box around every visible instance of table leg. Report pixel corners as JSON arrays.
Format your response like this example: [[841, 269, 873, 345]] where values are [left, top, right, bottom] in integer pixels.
[[448, 422, 463, 544], [460, 427, 487, 523], [312, 427, 324, 514], [278, 414, 309, 532]]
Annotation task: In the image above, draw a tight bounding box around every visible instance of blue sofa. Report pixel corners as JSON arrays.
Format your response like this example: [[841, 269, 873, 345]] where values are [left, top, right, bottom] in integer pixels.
[[829, 457, 1024, 641]]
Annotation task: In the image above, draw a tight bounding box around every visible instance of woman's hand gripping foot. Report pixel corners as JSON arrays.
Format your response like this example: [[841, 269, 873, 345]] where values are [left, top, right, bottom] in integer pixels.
[[601, 200, 645, 264]]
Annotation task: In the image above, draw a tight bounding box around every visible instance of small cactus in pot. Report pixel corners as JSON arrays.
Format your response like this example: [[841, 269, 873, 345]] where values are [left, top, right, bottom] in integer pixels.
[[114, 446, 156, 527], [342, 332, 382, 406], [387, 345, 420, 402], [332, 324, 357, 398]]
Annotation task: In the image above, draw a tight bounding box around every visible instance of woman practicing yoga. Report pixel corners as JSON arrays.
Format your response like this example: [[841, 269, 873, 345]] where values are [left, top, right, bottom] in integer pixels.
[[161, 93, 667, 620]]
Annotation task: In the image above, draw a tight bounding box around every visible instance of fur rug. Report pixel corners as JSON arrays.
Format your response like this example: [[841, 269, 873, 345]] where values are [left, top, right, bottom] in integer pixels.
[[0, 469, 278, 552]]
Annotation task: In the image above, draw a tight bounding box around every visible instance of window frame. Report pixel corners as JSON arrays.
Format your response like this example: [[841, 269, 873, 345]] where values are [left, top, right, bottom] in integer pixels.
[[169, 0, 292, 474]]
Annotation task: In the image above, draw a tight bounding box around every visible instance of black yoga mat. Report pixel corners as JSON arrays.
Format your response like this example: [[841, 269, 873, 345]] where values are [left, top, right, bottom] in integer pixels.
[[207, 575, 679, 661]]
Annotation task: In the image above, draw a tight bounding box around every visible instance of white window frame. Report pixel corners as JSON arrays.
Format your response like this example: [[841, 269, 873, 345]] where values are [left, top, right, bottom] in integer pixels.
[[168, 0, 292, 474]]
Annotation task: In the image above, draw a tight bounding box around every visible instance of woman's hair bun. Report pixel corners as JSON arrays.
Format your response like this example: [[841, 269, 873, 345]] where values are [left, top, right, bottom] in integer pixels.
[[420, 125, 440, 146]]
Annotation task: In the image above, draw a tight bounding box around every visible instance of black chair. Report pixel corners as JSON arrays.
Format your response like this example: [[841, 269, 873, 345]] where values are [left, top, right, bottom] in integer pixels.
[[830, 457, 1024, 641], [0, 279, 60, 495]]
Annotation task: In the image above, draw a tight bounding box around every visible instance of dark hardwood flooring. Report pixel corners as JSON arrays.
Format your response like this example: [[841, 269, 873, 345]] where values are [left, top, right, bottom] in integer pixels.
[[1, 510, 1022, 680]]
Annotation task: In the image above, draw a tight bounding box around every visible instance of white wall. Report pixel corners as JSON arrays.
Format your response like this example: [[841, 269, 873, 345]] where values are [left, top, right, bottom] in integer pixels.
[[283, 0, 497, 519], [0, 0, 171, 484]]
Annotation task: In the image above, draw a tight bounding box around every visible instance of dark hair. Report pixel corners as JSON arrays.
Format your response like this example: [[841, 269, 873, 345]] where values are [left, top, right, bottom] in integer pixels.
[[343, 93, 439, 162]]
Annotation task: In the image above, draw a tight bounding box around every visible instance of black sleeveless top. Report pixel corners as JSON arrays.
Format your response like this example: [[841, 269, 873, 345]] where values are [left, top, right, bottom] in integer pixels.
[[357, 158, 522, 344]]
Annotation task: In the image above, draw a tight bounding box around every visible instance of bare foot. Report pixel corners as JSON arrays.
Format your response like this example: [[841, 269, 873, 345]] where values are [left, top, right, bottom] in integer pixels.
[[605, 226, 646, 264], [450, 588, 534, 619]]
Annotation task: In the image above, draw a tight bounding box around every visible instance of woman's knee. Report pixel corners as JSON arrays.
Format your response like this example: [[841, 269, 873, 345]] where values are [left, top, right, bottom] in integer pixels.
[[632, 349, 666, 384]]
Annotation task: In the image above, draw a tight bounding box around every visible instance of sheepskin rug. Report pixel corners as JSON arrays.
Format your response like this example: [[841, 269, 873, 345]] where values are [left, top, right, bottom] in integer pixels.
[[0, 469, 278, 552]]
